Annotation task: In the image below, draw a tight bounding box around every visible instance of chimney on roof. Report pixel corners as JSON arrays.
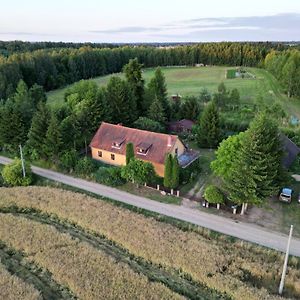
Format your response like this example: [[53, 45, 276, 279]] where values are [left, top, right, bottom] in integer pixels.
[[167, 136, 172, 147], [117, 123, 123, 126]]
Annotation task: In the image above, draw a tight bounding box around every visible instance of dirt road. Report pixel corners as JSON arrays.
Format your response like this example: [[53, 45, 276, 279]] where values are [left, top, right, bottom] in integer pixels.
[[1, 156, 300, 257]]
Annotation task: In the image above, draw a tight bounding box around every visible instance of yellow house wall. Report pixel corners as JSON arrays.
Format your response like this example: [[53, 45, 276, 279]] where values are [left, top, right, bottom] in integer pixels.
[[91, 147, 126, 167], [91, 147, 165, 177]]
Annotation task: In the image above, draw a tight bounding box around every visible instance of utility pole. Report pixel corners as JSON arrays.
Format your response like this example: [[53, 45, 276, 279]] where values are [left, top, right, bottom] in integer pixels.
[[19, 144, 26, 178], [278, 225, 294, 295]]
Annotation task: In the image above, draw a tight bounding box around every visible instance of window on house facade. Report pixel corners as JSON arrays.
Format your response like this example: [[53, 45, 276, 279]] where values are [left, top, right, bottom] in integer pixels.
[[98, 151, 102, 157], [175, 148, 178, 156], [111, 154, 115, 160]]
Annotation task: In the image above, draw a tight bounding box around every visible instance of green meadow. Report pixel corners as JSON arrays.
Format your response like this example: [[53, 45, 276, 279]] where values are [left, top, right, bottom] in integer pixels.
[[47, 66, 300, 118]]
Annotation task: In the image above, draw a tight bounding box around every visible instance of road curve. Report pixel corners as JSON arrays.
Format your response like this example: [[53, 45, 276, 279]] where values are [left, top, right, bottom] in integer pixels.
[[1, 156, 300, 257]]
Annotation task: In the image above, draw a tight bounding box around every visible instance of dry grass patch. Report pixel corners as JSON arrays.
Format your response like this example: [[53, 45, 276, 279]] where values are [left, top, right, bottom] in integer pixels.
[[0, 213, 182, 300], [0, 263, 41, 300], [1, 186, 299, 299]]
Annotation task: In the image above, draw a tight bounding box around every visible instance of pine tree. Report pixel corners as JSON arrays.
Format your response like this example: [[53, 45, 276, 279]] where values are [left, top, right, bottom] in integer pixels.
[[171, 156, 180, 189], [197, 101, 221, 148], [148, 97, 166, 124], [106, 77, 137, 125], [164, 154, 173, 188], [27, 101, 50, 158], [126, 143, 135, 165], [123, 58, 145, 114], [13, 80, 35, 131], [147, 67, 170, 120], [29, 84, 47, 107], [220, 113, 284, 205], [44, 113, 63, 162], [239, 113, 283, 198]]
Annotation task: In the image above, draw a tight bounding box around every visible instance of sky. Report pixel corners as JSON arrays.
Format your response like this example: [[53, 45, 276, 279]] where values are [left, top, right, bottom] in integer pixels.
[[1, 0, 300, 42]]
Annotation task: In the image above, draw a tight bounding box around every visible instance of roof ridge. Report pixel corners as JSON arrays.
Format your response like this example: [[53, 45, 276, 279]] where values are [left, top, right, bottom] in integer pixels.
[[101, 122, 179, 139]]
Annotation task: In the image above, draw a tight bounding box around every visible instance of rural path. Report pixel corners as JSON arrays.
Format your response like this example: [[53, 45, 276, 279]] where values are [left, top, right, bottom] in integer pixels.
[[1, 156, 300, 257]]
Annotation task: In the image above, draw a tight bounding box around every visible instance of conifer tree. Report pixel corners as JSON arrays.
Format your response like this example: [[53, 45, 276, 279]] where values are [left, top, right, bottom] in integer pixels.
[[27, 101, 50, 159], [197, 101, 221, 148], [123, 58, 144, 114], [44, 113, 63, 162], [148, 97, 166, 124], [126, 142, 135, 165], [171, 156, 180, 189], [147, 67, 170, 120], [164, 154, 173, 188]]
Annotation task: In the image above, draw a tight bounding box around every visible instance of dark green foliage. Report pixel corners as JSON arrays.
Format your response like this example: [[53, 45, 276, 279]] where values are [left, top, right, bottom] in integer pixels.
[[171, 156, 180, 189], [204, 185, 225, 204], [59, 149, 79, 172], [1, 158, 33, 186], [181, 96, 200, 121], [123, 58, 145, 114], [213, 113, 284, 205], [0, 42, 286, 101], [26, 101, 50, 159], [218, 82, 226, 94], [265, 49, 300, 97], [133, 117, 165, 133], [0, 99, 27, 151], [94, 167, 125, 186], [126, 143, 135, 165], [146, 67, 170, 120], [75, 157, 98, 176], [29, 84, 47, 106], [121, 159, 156, 186], [148, 97, 166, 124], [199, 88, 211, 103], [43, 113, 63, 161], [163, 154, 173, 188], [197, 102, 221, 148], [228, 88, 240, 110], [106, 76, 137, 125]]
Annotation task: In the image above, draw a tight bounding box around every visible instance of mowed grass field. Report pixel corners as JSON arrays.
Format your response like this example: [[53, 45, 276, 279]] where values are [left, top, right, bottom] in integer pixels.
[[46, 66, 300, 117]]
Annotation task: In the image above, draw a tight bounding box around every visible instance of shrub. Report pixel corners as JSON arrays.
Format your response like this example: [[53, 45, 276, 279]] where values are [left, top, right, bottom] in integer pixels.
[[60, 149, 79, 172], [133, 117, 165, 133], [1, 158, 33, 186], [204, 185, 225, 204], [94, 167, 125, 186], [75, 157, 97, 176], [121, 159, 156, 186]]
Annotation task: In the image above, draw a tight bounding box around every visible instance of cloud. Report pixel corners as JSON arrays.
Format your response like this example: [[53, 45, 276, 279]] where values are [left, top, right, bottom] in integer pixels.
[[0, 31, 36, 35], [90, 26, 162, 34], [89, 13, 300, 41]]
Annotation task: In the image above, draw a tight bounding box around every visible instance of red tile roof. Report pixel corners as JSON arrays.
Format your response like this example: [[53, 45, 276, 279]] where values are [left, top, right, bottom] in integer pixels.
[[90, 122, 180, 164]]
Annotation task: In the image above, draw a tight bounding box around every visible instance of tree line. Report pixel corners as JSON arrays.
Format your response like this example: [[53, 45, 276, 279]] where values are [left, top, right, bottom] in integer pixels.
[[265, 49, 300, 97], [0, 42, 285, 100]]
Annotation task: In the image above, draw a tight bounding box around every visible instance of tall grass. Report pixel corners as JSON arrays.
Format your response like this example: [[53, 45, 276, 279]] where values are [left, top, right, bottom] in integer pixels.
[[0, 213, 182, 300], [1, 186, 299, 299], [0, 263, 41, 300]]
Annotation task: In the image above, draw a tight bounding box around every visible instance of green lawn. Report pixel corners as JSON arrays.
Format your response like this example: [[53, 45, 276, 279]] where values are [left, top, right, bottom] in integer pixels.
[[47, 66, 300, 118]]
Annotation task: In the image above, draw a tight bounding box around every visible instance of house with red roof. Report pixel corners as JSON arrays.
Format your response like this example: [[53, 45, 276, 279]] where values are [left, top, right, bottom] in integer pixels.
[[90, 122, 199, 177]]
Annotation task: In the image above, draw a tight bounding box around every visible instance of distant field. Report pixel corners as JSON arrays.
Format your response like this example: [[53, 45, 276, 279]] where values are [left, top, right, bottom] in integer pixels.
[[47, 66, 300, 118]]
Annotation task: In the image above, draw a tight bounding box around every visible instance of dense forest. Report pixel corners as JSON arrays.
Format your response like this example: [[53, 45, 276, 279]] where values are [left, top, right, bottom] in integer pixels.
[[0, 41, 289, 100], [265, 49, 300, 97]]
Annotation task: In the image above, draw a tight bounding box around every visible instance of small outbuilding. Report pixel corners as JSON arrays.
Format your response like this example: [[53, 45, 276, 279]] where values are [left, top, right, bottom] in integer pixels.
[[282, 135, 300, 168], [168, 119, 195, 133]]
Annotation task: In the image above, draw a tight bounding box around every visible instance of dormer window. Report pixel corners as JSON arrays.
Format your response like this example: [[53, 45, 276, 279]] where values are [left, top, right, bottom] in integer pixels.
[[136, 142, 152, 156], [112, 137, 125, 149]]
